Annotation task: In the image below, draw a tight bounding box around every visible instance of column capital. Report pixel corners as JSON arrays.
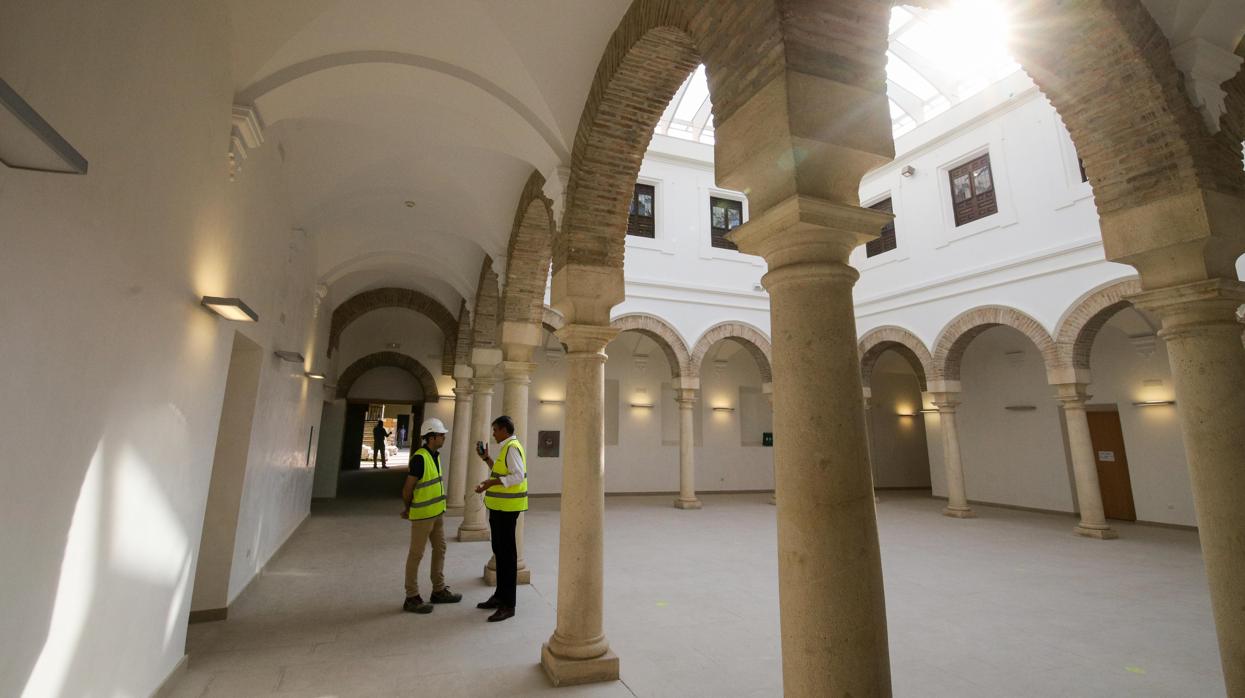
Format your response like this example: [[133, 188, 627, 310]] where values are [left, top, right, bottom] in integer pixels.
[[675, 376, 700, 392], [675, 388, 698, 406], [502, 360, 538, 383], [555, 323, 619, 355], [929, 392, 961, 411], [1130, 279, 1245, 339], [452, 364, 474, 380], [730, 194, 888, 270], [501, 321, 542, 362], [1051, 382, 1092, 406], [861, 386, 872, 406]]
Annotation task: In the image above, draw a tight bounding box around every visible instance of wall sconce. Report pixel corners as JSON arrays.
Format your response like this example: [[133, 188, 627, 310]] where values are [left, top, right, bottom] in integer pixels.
[[900, 165, 915, 177], [539, 399, 565, 406], [0, 78, 88, 174], [712, 406, 735, 413], [896, 411, 917, 417], [438, 394, 456, 401], [304, 371, 326, 380], [201, 296, 258, 322], [630, 402, 655, 409], [1132, 400, 1176, 407], [1005, 405, 1037, 411], [919, 408, 938, 414], [274, 350, 305, 363]]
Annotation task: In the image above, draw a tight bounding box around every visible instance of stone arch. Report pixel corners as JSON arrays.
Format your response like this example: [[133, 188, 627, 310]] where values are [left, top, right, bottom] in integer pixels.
[[1006, 0, 1245, 217], [335, 351, 440, 402], [689, 322, 773, 383], [858, 326, 933, 392], [1053, 277, 1144, 372], [610, 313, 693, 378], [932, 306, 1058, 382], [327, 288, 459, 375], [541, 305, 565, 336], [501, 171, 556, 328]]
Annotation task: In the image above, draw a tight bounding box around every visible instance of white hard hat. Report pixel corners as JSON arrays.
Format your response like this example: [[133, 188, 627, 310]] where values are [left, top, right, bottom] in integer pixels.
[[420, 418, 448, 436]]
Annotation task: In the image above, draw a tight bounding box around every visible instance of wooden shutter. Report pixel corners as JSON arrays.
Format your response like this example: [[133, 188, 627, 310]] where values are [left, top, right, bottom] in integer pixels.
[[627, 183, 655, 238], [710, 197, 742, 250], [950, 154, 997, 226], [865, 197, 896, 258]]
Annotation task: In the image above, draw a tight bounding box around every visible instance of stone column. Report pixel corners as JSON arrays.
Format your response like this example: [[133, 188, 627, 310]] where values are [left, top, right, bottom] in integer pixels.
[[1052, 382, 1116, 539], [1133, 279, 1245, 691], [673, 377, 701, 509], [445, 366, 474, 516], [730, 198, 891, 696], [457, 351, 500, 542], [763, 382, 776, 505], [863, 387, 879, 503], [485, 357, 537, 585], [929, 388, 975, 518], [541, 323, 620, 686]]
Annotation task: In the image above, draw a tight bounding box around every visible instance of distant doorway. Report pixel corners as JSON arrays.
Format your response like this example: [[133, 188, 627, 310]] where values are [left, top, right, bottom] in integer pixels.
[[1086, 409, 1137, 521]]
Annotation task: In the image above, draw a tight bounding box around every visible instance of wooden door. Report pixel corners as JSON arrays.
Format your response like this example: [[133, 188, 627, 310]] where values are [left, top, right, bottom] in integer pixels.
[[1086, 410, 1136, 521]]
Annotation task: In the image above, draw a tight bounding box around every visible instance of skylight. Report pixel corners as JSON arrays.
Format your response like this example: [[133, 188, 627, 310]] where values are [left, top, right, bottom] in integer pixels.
[[653, 0, 1022, 144]]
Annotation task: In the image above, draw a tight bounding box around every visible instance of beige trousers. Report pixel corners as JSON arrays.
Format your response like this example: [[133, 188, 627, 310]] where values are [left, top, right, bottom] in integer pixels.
[[404, 514, 446, 598]]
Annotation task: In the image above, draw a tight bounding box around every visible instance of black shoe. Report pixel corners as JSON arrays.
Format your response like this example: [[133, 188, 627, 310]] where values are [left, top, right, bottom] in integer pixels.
[[430, 587, 462, 604], [403, 596, 433, 614], [487, 607, 515, 623], [476, 597, 500, 610]]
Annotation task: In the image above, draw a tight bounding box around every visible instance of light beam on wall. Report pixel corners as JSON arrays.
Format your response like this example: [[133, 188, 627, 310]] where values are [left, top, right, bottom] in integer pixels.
[[0, 78, 89, 174]]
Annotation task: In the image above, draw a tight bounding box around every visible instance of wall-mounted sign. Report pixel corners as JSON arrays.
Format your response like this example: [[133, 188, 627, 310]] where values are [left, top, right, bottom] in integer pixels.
[[538, 430, 560, 458], [762, 432, 773, 447], [1097, 451, 1115, 462]]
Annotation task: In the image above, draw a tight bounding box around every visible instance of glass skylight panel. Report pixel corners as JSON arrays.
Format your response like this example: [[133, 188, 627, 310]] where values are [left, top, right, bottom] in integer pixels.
[[886, 52, 940, 102], [673, 65, 710, 124]]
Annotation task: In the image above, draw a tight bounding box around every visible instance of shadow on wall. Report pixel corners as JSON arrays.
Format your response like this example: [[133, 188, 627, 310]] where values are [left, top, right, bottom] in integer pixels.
[[19, 413, 196, 698]]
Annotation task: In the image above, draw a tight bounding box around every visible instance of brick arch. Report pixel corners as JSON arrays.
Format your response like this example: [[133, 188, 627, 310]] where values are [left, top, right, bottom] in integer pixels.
[[501, 171, 555, 328], [689, 322, 773, 383], [335, 351, 440, 402], [932, 306, 1058, 382], [610, 313, 692, 378], [1053, 277, 1144, 371], [452, 300, 473, 369], [1006, 0, 1244, 217], [327, 288, 458, 375], [472, 257, 500, 350], [858, 326, 933, 392]]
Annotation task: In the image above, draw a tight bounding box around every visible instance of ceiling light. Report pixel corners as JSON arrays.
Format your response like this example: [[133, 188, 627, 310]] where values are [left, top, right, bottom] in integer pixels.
[[403, 200, 416, 208], [274, 350, 305, 363], [304, 371, 326, 380], [386, 342, 401, 349], [201, 296, 258, 322], [0, 78, 88, 174], [900, 165, 915, 177]]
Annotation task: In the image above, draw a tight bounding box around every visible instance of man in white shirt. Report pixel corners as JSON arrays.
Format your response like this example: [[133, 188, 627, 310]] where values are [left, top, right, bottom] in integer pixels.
[[474, 415, 527, 622]]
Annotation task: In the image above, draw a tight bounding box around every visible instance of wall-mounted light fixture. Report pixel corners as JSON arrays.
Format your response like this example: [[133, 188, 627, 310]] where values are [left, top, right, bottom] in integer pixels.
[[712, 406, 735, 413], [0, 78, 89, 174], [896, 411, 917, 417], [304, 371, 326, 380], [900, 165, 915, 177], [539, 399, 565, 406], [919, 408, 938, 414], [201, 296, 259, 322], [1132, 400, 1176, 407], [438, 394, 456, 401], [274, 350, 305, 363], [630, 402, 655, 409], [1005, 405, 1038, 411]]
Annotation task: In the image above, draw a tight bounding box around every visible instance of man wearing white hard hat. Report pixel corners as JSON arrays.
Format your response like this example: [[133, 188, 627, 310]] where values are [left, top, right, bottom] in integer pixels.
[[400, 417, 462, 613]]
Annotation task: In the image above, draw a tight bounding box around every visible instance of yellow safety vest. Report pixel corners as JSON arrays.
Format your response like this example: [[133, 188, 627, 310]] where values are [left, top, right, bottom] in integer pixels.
[[485, 438, 528, 512], [407, 448, 446, 520]]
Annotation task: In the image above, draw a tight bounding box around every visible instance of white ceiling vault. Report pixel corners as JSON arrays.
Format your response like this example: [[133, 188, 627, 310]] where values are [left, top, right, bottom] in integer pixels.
[[225, 0, 633, 312]]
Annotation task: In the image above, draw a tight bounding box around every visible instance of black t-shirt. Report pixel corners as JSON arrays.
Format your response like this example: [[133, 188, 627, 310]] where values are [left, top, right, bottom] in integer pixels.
[[410, 449, 440, 481]]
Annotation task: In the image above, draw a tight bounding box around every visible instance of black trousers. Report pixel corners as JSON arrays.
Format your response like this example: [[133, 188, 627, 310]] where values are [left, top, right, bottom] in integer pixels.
[[488, 509, 519, 608]]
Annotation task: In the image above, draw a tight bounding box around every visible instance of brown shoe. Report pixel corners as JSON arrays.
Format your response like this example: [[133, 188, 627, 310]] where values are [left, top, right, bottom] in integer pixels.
[[487, 607, 515, 623], [430, 587, 462, 604], [403, 596, 433, 614], [476, 597, 500, 610]]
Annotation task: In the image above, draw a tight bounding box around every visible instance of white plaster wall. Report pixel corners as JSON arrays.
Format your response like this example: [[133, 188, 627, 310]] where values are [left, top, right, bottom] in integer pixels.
[[333, 307, 449, 383], [956, 327, 1076, 512], [347, 367, 423, 402], [1086, 319, 1194, 526], [313, 400, 347, 498], [868, 353, 933, 489], [0, 4, 324, 695]]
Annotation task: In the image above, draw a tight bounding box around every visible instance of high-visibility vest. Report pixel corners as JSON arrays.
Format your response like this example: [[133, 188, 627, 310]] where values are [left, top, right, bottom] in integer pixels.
[[407, 448, 446, 520], [485, 438, 528, 512]]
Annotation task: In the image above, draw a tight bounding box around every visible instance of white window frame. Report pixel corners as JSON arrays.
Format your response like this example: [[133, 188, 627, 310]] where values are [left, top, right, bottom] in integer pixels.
[[934, 137, 1018, 247], [697, 185, 761, 266], [1051, 117, 1095, 211], [853, 187, 909, 271]]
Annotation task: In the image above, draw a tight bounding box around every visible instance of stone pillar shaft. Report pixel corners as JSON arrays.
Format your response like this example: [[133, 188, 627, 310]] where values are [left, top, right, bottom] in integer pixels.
[[457, 376, 494, 541], [445, 375, 473, 516], [930, 394, 975, 518], [1053, 383, 1116, 539], [731, 197, 892, 696], [541, 324, 620, 685], [1134, 280, 1245, 692], [674, 388, 701, 509]]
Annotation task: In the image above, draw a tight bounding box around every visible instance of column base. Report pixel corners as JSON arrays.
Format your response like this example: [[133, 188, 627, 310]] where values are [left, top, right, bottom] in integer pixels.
[[673, 498, 702, 510], [540, 644, 619, 687], [942, 506, 977, 519], [457, 526, 490, 542], [445, 505, 464, 517], [1074, 524, 1119, 540], [483, 566, 531, 586]]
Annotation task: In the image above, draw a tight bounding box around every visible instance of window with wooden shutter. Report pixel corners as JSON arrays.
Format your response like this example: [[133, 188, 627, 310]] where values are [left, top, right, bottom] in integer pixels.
[[709, 196, 742, 250], [865, 198, 896, 258], [627, 183, 655, 238], [949, 154, 998, 226], [1077, 157, 1088, 183]]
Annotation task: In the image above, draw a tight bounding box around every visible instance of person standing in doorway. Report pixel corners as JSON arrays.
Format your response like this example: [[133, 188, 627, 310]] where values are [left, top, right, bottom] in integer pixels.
[[474, 415, 527, 622], [400, 418, 462, 613], [372, 420, 390, 468]]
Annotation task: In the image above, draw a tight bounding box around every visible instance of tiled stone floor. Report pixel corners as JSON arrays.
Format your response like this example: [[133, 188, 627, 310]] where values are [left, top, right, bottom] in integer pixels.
[[167, 472, 1224, 697]]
